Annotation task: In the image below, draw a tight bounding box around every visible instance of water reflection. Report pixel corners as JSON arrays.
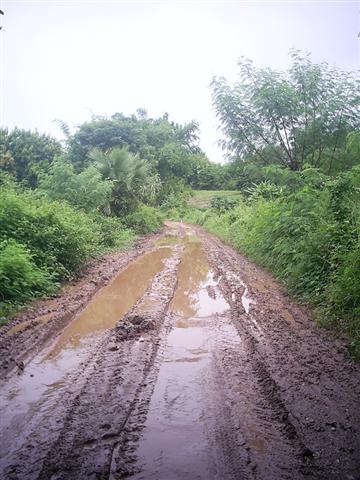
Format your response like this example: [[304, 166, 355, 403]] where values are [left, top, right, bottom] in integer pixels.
[[170, 239, 229, 318], [0, 246, 174, 466], [46, 247, 173, 359]]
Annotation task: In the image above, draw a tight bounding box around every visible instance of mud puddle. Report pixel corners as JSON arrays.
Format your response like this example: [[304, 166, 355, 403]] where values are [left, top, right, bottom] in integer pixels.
[[170, 236, 229, 318], [131, 235, 231, 479], [0, 247, 173, 465], [47, 247, 173, 357], [131, 316, 214, 480]]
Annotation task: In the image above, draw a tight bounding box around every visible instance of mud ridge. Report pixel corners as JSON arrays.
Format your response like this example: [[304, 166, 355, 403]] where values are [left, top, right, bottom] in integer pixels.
[[196, 231, 313, 461]]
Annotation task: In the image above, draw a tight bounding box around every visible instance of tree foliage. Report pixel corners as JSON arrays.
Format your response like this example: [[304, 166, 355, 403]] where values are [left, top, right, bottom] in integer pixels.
[[38, 157, 112, 213], [0, 128, 62, 187], [67, 112, 202, 172], [66, 110, 229, 195], [89, 146, 157, 215], [212, 50, 360, 173]]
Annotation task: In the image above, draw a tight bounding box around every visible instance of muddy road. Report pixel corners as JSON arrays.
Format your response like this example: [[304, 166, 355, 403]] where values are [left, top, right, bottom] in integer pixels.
[[0, 222, 360, 480]]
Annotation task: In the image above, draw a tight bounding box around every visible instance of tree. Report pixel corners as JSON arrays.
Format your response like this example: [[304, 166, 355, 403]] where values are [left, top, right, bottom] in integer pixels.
[[0, 128, 62, 187], [89, 147, 155, 215], [38, 157, 112, 213], [67, 112, 204, 177], [68, 117, 146, 170], [211, 50, 360, 172]]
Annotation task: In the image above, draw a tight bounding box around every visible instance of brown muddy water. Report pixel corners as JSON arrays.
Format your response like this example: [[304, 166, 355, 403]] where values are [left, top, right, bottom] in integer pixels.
[[0, 231, 253, 478], [6, 312, 55, 336], [170, 237, 229, 318], [0, 247, 173, 463], [47, 247, 173, 358], [131, 315, 216, 480], [131, 235, 234, 479]]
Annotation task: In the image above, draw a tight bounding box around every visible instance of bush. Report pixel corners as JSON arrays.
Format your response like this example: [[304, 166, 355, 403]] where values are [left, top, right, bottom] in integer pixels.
[[157, 177, 191, 209], [38, 158, 112, 213], [0, 186, 138, 321], [0, 240, 55, 318], [90, 213, 135, 250], [0, 240, 54, 301], [210, 195, 239, 212], [181, 166, 360, 357], [125, 205, 163, 234], [0, 187, 101, 278], [322, 241, 360, 357]]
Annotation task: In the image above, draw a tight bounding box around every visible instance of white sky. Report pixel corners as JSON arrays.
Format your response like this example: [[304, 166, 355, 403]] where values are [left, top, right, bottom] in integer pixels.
[[0, 0, 359, 163]]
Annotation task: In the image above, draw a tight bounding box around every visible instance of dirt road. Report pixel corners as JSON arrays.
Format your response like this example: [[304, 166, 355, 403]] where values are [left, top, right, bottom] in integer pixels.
[[0, 222, 359, 480]]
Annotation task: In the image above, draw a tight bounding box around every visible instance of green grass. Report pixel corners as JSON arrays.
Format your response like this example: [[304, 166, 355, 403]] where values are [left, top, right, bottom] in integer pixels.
[[189, 190, 242, 209]]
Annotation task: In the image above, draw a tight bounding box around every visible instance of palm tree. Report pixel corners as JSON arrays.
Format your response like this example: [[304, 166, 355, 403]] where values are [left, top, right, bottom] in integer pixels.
[[88, 146, 151, 215]]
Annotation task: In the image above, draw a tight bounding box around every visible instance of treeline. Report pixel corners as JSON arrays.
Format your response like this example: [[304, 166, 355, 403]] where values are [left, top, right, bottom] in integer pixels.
[[2, 49, 360, 356], [0, 110, 220, 318], [175, 51, 360, 357]]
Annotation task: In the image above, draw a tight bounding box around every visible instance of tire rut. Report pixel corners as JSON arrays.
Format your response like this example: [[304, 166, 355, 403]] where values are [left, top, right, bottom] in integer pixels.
[[0, 233, 165, 384], [2, 244, 182, 480], [1, 223, 360, 480], [196, 226, 360, 479]]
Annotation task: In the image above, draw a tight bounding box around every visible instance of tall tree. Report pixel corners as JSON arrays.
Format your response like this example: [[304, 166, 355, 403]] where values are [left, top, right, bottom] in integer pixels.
[[68, 112, 203, 173], [88, 146, 157, 215], [0, 128, 62, 187], [211, 50, 360, 172]]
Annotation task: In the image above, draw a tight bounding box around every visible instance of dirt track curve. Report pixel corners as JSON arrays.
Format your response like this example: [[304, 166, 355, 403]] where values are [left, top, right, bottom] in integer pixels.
[[0, 222, 360, 480]]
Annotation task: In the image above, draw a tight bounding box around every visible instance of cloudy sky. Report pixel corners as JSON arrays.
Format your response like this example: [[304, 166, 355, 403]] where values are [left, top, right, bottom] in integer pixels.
[[0, 0, 359, 162]]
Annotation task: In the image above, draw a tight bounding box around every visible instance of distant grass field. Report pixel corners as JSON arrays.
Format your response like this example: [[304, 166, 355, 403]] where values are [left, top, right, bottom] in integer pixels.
[[189, 190, 242, 209]]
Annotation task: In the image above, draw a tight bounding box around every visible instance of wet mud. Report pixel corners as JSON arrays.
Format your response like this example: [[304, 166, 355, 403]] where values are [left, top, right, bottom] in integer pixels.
[[0, 222, 360, 479], [132, 236, 231, 480]]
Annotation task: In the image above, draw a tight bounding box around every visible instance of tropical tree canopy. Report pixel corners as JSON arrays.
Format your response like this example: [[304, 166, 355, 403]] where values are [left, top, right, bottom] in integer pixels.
[[0, 128, 62, 187], [88, 146, 159, 215], [212, 50, 360, 173]]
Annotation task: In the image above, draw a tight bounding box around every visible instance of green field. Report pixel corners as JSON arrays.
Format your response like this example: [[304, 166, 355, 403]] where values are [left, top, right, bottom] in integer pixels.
[[189, 190, 242, 209]]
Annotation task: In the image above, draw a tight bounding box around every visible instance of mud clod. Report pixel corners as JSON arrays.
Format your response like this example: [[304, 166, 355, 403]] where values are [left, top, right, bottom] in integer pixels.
[[115, 313, 157, 340]]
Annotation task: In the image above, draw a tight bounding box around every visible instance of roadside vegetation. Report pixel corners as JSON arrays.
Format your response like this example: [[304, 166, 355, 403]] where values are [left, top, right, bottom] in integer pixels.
[[1, 50, 360, 357], [0, 111, 213, 319], [188, 190, 242, 209], [169, 51, 360, 357]]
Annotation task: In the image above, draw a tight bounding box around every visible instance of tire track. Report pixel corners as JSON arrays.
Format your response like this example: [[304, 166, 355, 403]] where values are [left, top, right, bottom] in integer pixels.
[[2, 223, 360, 480], [197, 225, 360, 479]]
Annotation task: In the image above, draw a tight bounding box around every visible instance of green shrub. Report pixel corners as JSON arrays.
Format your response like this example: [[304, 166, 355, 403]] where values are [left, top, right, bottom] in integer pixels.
[[0, 188, 101, 278], [38, 158, 112, 213], [158, 179, 191, 215], [125, 205, 163, 234], [90, 213, 135, 250], [210, 195, 239, 212], [321, 241, 360, 357], [180, 166, 360, 356], [0, 186, 139, 321], [227, 189, 334, 302], [0, 240, 55, 317]]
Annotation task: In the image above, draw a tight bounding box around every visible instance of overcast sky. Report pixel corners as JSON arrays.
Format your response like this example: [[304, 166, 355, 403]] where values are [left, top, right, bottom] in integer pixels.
[[0, 0, 359, 162]]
